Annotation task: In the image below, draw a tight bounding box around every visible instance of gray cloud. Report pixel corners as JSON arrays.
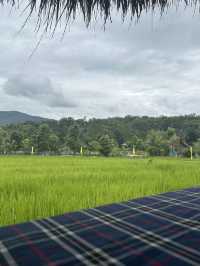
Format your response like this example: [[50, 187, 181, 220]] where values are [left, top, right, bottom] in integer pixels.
[[0, 5, 200, 118], [3, 75, 76, 108]]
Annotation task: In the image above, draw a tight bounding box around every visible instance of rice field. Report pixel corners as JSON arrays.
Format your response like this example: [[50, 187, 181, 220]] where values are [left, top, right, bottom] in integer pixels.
[[0, 156, 200, 227]]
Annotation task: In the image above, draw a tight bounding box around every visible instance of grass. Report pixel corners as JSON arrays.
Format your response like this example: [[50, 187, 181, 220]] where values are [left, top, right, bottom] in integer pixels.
[[0, 156, 200, 227]]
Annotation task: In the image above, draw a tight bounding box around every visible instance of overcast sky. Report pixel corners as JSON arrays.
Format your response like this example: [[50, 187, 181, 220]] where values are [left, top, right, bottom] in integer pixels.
[[0, 4, 200, 119]]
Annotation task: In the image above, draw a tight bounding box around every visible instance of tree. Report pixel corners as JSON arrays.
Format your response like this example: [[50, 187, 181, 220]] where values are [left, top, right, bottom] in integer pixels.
[[66, 125, 80, 153], [127, 135, 145, 151], [112, 129, 124, 146], [0, 128, 9, 154], [145, 130, 168, 156], [48, 134, 59, 152], [2, 115, 200, 157], [88, 140, 101, 152], [22, 138, 32, 153], [98, 135, 114, 156], [10, 131, 23, 151], [167, 130, 180, 156], [58, 117, 74, 141], [185, 126, 200, 144], [37, 124, 51, 152], [193, 139, 200, 156], [166, 127, 176, 138]]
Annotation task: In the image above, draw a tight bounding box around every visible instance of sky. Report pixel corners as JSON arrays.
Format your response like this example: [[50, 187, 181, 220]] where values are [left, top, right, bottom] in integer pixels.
[[0, 4, 200, 119]]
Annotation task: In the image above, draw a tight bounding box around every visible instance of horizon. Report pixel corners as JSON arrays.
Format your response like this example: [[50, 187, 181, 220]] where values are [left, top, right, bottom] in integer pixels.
[[0, 110, 200, 121]]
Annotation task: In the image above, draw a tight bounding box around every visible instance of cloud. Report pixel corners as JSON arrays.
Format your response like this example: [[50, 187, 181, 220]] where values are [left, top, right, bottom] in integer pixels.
[[0, 4, 200, 119], [3, 75, 76, 108]]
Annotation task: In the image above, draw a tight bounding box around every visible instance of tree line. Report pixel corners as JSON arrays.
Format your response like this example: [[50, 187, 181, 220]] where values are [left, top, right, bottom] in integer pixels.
[[1, 114, 200, 157]]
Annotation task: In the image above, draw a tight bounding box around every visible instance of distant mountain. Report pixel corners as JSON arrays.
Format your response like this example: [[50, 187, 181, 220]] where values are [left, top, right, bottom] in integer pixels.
[[0, 111, 48, 125]]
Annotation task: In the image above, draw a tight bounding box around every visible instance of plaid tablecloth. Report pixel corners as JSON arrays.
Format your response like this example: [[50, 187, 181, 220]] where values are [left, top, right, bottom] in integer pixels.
[[1, 187, 200, 266]]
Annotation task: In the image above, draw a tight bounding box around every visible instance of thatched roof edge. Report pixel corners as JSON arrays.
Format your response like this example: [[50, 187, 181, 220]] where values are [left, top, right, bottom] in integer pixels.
[[2, 0, 199, 31]]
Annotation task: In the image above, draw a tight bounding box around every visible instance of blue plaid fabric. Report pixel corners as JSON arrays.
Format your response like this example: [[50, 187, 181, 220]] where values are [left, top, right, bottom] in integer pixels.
[[1, 187, 200, 265]]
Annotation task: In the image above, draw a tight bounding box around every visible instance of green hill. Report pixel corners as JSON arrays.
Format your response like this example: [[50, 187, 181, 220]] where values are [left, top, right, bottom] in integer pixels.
[[0, 111, 47, 125]]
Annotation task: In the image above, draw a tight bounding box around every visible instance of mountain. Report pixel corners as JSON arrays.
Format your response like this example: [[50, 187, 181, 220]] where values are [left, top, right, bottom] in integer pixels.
[[0, 111, 48, 125]]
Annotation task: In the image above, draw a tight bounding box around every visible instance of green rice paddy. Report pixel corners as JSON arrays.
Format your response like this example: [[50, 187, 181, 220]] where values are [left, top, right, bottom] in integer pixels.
[[0, 156, 200, 226]]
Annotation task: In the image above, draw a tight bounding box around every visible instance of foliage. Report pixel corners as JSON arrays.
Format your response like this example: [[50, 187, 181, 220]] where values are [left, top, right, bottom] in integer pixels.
[[1, 115, 200, 156], [98, 134, 114, 156], [193, 139, 200, 155]]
